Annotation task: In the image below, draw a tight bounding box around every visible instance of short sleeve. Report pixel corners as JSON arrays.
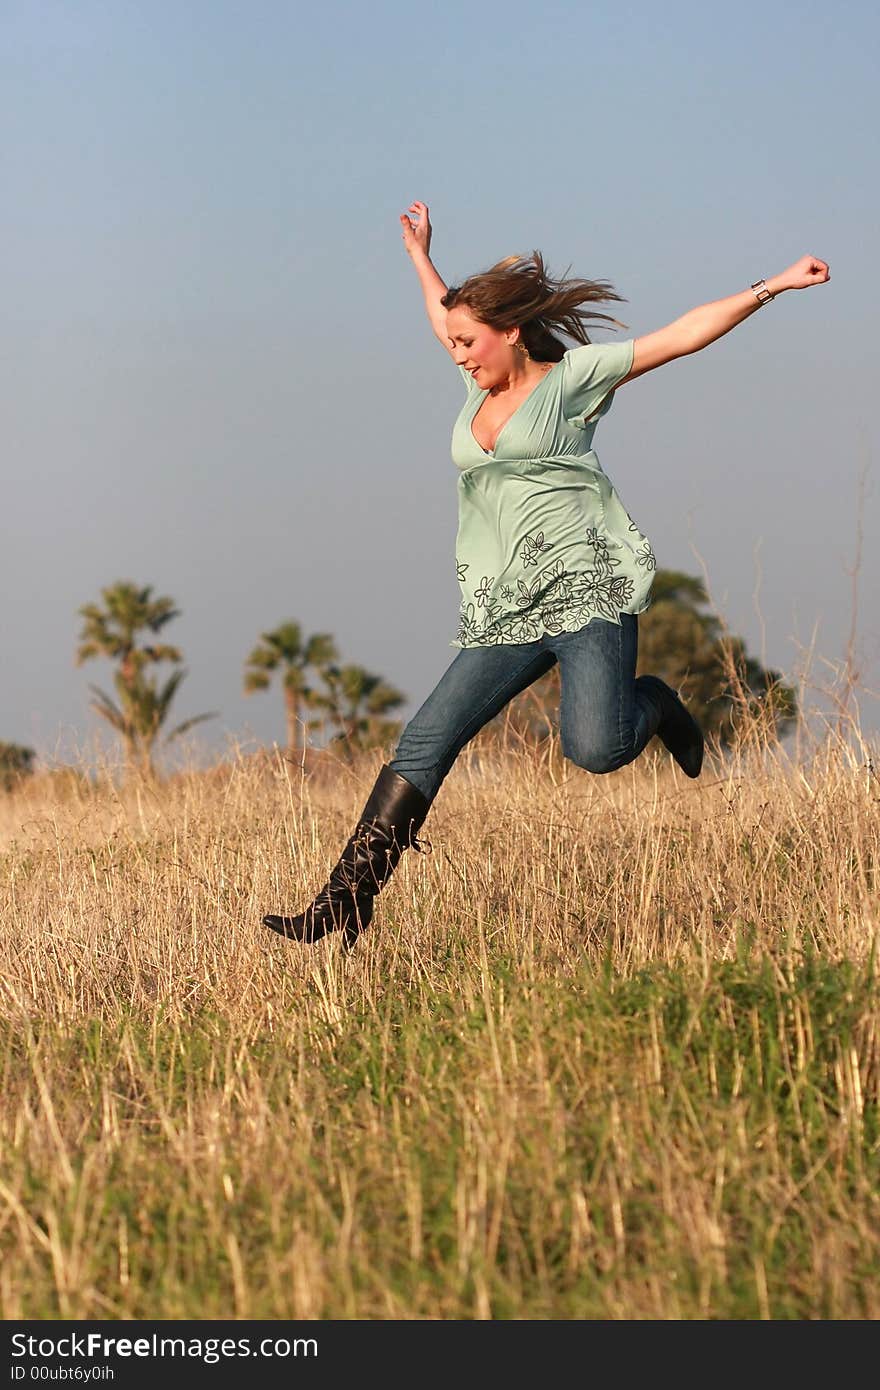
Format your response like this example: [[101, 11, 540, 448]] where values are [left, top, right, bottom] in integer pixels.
[[561, 340, 635, 425], [457, 364, 481, 397]]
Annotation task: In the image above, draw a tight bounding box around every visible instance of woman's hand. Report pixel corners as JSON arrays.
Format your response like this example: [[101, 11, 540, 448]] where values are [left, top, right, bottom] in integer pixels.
[[770, 255, 830, 293], [400, 201, 449, 343], [400, 200, 432, 259]]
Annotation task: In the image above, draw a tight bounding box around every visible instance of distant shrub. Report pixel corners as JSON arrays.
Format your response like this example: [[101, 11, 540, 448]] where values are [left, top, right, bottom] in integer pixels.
[[0, 741, 36, 792]]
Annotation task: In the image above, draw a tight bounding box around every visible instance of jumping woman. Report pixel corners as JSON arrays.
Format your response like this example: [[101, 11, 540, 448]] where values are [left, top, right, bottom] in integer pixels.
[[263, 202, 829, 948]]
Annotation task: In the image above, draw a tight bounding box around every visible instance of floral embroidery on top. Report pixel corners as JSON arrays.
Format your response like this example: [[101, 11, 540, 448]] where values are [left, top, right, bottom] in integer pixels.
[[516, 576, 542, 608], [474, 575, 495, 607], [450, 339, 652, 649], [455, 525, 640, 647], [520, 531, 554, 567], [635, 540, 656, 571]]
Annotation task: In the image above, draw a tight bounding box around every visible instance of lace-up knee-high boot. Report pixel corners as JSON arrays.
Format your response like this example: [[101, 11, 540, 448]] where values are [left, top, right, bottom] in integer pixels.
[[262, 765, 431, 948], [637, 675, 704, 778]]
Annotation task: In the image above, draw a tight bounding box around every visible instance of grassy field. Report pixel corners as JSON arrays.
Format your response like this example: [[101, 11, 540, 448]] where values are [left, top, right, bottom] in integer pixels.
[[0, 727, 877, 1319]]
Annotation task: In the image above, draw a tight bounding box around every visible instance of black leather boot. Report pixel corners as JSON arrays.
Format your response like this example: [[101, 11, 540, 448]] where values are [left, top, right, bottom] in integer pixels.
[[637, 675, 704, 778], [262, 765, 431, 948]]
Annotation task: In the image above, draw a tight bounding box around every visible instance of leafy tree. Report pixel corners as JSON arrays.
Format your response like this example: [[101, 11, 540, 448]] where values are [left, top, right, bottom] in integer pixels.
[[0, 741, 35, 792], [307, 662, 406, 755], [636, 570, 797, 744], [480, 568, 797, 751], [76, 581, 216, 777], [243, 622, 339, 755]]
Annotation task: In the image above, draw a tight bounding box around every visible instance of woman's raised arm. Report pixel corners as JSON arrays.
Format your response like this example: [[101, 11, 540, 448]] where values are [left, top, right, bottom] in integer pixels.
[[617, 255, 831, 386], [400, 201, 454, 352]]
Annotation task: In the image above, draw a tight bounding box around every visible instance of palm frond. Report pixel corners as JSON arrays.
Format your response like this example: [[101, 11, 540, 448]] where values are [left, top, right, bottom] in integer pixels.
[[243, 670, 272, 693], [88, 685, 129, 735], [141, 644, 183, 664], [258, 621, 303, 661], [155, 668, 187, 719], [244, 645, 279, 672], [283, 667, 309, 695], [304, 632, 339, 667], [165, 711, 219, 743]]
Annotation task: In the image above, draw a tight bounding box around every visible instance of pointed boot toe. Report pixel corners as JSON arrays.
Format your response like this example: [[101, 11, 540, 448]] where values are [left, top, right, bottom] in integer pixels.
[[261, 764, 431, 948], [640, 676, 704, 779], [262, 895, 374, 945]]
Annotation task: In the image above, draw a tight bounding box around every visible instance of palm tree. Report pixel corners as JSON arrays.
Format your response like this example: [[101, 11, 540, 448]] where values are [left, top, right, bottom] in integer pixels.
[[308, 662, 406, 755], [243, 622, 339, 755], [76, 581, 216, 776]]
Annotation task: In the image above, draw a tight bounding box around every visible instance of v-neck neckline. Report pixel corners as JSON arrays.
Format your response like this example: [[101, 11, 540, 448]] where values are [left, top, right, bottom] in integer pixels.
[[469, 359, 562, 456]]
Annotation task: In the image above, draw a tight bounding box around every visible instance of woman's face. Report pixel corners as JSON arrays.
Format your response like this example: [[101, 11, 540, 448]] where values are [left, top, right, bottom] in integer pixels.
[[446, 306, 517, 389]]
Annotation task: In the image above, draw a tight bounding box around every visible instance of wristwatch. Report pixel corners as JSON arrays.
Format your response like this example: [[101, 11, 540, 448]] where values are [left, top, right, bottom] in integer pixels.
[[750, 279, 774, 305]]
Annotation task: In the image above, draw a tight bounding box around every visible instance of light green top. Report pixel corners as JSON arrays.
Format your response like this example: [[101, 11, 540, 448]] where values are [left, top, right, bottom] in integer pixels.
[[450, 338, 655, 647]]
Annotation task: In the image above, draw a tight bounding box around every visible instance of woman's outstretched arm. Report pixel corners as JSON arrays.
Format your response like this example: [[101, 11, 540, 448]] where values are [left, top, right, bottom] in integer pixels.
[[400, 201, 454, 351], [618, 255, 831, 386]]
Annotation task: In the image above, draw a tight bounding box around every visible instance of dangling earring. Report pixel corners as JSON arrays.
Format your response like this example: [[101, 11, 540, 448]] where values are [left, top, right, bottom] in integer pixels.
[[516, 341, 529, 357]]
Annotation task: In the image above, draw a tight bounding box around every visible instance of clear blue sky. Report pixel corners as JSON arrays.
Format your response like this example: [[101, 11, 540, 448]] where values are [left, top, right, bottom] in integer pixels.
[[3, 0, 877, 767]]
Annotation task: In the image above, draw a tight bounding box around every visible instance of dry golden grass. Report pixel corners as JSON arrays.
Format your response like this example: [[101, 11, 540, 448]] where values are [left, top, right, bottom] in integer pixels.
[[0, 724, 877, 1319]]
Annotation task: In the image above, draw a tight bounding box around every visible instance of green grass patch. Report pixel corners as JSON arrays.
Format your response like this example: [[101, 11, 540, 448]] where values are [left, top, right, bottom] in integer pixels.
[[0, 949, 877, 1318]]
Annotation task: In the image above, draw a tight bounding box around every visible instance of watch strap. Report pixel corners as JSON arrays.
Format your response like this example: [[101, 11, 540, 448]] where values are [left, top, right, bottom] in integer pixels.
[[750, 279, 774, 305]]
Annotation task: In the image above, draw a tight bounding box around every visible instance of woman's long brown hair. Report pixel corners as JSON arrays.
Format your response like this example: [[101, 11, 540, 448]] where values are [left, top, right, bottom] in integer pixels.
[[441, 252, 628, 362]]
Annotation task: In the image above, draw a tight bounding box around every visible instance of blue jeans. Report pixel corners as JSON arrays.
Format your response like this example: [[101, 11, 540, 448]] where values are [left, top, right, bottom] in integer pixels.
[[389, 615, 663, 804]]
